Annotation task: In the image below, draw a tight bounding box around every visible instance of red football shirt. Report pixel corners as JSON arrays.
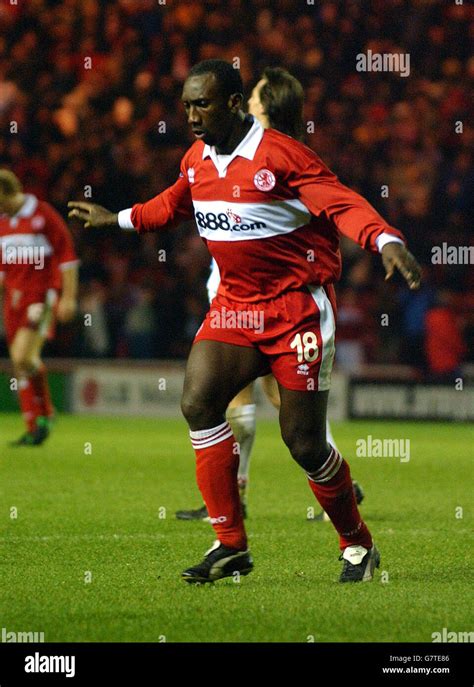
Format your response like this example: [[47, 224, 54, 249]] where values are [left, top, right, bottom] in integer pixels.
[[0, 194, 78, 298], [124, 118, 405, 303]]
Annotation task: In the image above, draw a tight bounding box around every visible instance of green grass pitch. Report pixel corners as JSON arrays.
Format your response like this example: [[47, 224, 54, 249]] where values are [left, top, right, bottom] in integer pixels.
[[1, 413, 472, 642]]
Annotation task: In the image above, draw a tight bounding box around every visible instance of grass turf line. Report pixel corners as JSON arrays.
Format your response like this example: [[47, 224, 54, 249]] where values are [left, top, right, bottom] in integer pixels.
[[1, 413, 472, 642]]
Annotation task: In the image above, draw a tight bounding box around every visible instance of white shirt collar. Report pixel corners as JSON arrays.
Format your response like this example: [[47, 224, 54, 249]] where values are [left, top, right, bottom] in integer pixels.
[[14, 194, 38, 218], [202, 116, 264, 176]]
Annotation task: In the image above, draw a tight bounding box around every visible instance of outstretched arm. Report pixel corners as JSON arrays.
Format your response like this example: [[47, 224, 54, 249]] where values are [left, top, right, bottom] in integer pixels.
[[287, 148, 421, 289], [68, 171, 194, 233]]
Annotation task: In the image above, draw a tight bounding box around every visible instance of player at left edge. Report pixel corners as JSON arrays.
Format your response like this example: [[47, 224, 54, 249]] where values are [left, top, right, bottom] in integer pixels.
[[0, 170, 79, 445]]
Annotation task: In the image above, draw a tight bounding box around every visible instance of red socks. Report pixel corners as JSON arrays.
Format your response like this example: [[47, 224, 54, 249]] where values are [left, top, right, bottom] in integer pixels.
[[190, 421, 247, 550], [17, 365, 54, 433], [189, 424, 370, 554], [30, 365, 54, 419], [18, 377, 36, 432], [307, 448, 372, 550]]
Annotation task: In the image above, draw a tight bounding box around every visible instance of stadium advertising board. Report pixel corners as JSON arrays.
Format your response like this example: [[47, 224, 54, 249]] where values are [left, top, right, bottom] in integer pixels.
[[72, 366, 184, 416], [71, 366, 349, 419], [349, 381, 474, 421]]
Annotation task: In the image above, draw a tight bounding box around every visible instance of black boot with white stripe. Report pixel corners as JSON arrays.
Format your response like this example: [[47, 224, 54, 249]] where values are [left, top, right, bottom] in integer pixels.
[[181, 540, 253, 584], [339, 544, 380, 583]]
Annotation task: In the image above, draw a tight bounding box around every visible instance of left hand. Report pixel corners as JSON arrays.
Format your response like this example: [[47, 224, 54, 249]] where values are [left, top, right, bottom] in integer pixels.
[[381, 242, 422, 290], [56, 296, 77, 323]]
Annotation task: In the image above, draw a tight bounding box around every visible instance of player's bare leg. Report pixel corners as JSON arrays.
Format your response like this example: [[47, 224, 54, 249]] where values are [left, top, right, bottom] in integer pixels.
[[260, 373, 364, 521], [9, 327, 54, 446], [278, 385, 379, 582], [176, 382, 256, 521], [180, 340, 266, 583]]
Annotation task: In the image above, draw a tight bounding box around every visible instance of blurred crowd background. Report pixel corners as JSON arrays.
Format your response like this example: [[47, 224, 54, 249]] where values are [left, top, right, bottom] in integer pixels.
[[0, 0, 472, 378]]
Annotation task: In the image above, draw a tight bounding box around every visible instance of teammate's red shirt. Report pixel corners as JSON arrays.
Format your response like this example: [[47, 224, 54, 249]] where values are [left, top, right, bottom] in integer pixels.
[[126, 117, 405, 302], [1, 194, 78, 343], [0, 194, 78, 298]]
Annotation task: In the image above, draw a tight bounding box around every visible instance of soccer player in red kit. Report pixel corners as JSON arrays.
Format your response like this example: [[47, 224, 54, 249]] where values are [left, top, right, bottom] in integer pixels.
[[0, 170, 79, 445], [69, 60, 421, 583], [176, 67, 365, 523]]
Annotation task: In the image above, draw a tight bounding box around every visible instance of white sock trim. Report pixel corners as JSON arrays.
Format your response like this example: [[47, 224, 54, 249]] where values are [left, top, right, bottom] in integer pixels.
[[190, 421, 233, 449], [307, 449, 343, 483], [189, 420, 228, 440]]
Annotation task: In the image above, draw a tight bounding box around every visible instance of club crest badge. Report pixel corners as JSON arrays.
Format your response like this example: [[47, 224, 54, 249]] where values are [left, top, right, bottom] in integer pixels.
[[31, 216, 45, 230], [254, 168, 276, 192]]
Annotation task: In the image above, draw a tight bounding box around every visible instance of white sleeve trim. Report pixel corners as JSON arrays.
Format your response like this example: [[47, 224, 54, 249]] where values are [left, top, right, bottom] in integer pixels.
[[375, 233, 404, 253], [118, 208, 135, 230]]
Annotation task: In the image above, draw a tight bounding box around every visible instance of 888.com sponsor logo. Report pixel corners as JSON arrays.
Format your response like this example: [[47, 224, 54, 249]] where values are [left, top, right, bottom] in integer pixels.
[[195, 210, 267, 233]]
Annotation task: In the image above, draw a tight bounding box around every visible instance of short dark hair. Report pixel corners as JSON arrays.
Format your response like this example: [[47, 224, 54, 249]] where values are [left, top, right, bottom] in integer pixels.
[[0, 169, 22, 196], [187, 60, 244, 100], [259, 67, 304, 141]]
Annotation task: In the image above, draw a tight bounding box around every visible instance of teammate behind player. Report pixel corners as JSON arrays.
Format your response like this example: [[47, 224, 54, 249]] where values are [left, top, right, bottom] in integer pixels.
[[69, 60, 421, 583], [175, 67, 363, 522], [0, 170, 78, 445]]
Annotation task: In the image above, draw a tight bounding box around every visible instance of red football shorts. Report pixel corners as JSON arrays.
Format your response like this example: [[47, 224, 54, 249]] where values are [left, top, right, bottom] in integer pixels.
[[3, 288, 58, 345], [194, 285, 337, 391]]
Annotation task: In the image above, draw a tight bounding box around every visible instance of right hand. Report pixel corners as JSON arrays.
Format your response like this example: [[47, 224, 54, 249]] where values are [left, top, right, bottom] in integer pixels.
[[67, 202, 118, 229]]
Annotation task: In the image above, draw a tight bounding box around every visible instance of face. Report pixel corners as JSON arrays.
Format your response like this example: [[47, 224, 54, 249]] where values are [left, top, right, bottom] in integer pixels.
[[247, 78, 268, 127], [182, 73, 241, 147]]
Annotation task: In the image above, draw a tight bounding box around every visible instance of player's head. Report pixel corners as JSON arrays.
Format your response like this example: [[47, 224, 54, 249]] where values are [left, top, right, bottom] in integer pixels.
[[0, 170, 23, 216], [247, 67, 304, 140], [182, 60, 244, 146]]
